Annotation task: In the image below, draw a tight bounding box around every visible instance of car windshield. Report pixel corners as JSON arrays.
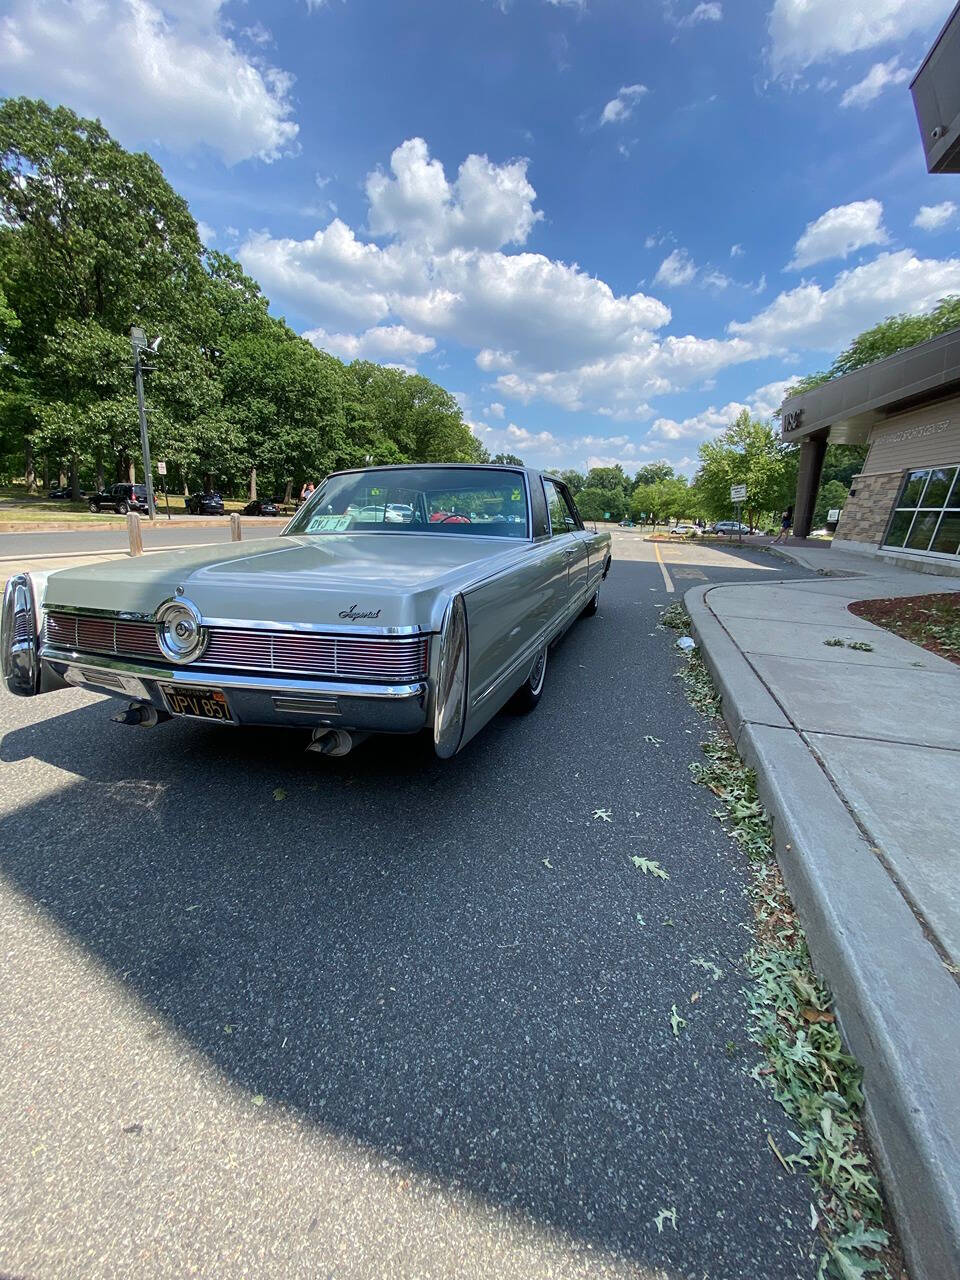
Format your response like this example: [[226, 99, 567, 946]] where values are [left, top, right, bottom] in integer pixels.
[[284, 467, 529, 539]]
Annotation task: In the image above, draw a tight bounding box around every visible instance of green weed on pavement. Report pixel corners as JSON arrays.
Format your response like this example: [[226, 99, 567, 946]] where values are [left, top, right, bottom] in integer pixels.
[[666, 605, 899, 1280]]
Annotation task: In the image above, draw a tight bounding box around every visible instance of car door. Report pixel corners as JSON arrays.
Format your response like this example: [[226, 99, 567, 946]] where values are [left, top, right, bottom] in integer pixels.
[[554, 481, 591, 603], [543, 478, 583, 621]]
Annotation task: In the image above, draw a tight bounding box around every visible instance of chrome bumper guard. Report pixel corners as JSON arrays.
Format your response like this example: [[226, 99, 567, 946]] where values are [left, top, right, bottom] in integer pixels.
[[40, 648, 429, 733]]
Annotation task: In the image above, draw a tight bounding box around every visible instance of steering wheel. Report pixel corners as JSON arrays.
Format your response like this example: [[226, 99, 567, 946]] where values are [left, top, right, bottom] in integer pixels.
[[437, 513, 471, 523]]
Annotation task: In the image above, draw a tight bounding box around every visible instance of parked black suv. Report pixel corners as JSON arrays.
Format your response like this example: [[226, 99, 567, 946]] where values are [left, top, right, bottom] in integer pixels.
[[184, 491, 225, 515], [88, 483, 149, 515]]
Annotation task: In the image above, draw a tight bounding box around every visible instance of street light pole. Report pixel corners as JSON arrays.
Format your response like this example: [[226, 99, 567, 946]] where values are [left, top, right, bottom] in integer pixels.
[[129, 325, 157, 522]]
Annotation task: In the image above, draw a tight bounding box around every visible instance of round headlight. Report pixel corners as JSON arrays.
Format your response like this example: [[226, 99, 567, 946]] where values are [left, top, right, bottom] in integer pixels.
[[156, 598, 206, 664]]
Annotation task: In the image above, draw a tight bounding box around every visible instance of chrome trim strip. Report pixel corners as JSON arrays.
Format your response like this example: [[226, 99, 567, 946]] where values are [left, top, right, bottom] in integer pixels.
[[46, 604, 431, 637], [42, 649, 427, 701], [199, 616, 431, 637]]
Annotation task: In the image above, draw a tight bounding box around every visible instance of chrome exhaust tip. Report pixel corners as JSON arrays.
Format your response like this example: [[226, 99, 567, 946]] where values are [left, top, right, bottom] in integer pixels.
[[306, 728, 367, 757], [111, 701, 171, 727]]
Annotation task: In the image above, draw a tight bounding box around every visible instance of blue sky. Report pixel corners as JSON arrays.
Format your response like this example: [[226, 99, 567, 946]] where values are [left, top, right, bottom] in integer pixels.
[[1, 0, 959, 475]]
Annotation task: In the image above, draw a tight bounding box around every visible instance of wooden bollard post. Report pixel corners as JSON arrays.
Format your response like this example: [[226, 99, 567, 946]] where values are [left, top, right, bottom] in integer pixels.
[[127, 511, 143, 556], [230, 512, 242, 542]]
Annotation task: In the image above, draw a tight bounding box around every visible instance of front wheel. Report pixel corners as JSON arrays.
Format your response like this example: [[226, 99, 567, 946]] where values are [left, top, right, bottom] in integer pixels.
[[512, 644, 547, 713], [88, 501, 100, 513], [116, 500, 129, 515]]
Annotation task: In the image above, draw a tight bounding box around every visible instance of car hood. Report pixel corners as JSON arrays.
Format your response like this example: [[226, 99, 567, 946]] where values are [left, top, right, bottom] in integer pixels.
[[42, 533, 530, 631]]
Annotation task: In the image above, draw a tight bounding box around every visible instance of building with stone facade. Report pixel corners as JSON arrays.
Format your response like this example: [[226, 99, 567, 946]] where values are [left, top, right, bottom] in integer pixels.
[[779, 328, 960, 577]]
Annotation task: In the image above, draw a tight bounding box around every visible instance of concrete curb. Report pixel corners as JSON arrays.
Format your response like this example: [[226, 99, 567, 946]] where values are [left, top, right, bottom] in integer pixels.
[[764, 544, 854, 576], [685, 582, 960, 1280]]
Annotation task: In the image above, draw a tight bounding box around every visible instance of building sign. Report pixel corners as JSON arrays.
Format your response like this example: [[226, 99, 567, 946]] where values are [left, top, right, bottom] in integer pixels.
[[827, 508, 841, 522], [730, 484, 747, 503], [783, 409, 803, 433], [884, 419, 950, 446]]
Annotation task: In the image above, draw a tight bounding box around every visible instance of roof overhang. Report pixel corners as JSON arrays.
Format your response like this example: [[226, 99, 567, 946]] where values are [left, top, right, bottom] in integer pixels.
[[911, 1, 960, 173], [780, 327, 960, 444]]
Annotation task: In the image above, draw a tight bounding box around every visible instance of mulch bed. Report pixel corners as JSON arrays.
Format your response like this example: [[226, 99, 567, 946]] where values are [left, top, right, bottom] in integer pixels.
[[848, 592, 960, 666]]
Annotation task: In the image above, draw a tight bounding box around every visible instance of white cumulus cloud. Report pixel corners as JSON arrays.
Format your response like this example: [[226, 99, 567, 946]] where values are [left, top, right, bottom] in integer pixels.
[[768, 0, 948, 71], [839, 57, 911, 108], [787, 199, 887, 270], [729, 250, 960, 352], [673, 3, 723, 29], [366, 138, 541, 251], [654, 248, 698, 286], [302, 325, 436, 364], [0, 0, 298, 164], [600, 84, 649, 126], [913, 201, 957, 232]]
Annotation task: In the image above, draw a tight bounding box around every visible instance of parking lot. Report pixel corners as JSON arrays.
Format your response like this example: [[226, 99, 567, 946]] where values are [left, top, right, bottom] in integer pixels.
[[0, 535, 823, 1279]]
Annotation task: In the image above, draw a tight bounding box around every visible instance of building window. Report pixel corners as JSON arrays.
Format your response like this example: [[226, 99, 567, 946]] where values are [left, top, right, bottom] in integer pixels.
[[882, 466, 960, 557]]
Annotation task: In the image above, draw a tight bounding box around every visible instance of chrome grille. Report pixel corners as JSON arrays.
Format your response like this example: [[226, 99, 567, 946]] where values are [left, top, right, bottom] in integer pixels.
[[43, 611, 428, 682], [14, 611, 32, 643]]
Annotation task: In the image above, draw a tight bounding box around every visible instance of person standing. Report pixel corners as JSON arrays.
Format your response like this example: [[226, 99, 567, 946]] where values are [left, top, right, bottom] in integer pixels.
[[771, 507, 792, 543]]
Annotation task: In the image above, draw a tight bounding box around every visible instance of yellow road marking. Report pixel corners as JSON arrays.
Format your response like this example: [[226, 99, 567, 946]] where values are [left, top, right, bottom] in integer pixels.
[[653, 542, 675, 593]]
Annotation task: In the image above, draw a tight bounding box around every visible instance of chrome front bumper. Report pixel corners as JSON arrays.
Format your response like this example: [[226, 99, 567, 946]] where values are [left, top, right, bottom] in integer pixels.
[[40, 649, 430, 733]]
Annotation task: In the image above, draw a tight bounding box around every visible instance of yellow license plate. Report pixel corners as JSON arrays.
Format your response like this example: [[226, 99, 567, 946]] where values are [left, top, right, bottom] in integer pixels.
[[160, 685, 233, 722]]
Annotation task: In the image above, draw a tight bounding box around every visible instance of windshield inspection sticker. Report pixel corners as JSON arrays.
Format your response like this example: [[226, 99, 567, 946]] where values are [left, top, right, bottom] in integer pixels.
[[306, 514, 352, 532]]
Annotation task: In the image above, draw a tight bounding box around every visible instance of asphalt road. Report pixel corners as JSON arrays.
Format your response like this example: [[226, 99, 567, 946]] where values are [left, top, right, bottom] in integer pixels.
[[0, 536, 821, 1280]]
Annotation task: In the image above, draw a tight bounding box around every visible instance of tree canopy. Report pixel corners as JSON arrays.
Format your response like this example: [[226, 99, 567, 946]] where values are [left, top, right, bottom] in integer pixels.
[[0, 97, 484, 498]]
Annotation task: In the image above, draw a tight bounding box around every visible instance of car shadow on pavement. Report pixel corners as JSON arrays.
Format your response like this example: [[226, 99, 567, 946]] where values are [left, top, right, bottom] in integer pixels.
[[0, 565, 813, 1277]]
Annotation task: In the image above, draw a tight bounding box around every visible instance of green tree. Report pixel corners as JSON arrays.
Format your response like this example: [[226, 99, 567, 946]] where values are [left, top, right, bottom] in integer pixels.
[[814, 479, 850, 527], [585, 464, 628, 491], [558, 468, 585, 495], [693, 409, 790, 529], [577, 486, 626, 521], [631, 475, 692, 525], [492, 451, 525, 466], [633, 461, 674, 488]]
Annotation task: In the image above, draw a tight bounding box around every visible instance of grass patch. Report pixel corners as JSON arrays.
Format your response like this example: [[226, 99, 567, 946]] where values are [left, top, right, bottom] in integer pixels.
[[849, 592, 960, 666], [669, 611, 903, 1279]]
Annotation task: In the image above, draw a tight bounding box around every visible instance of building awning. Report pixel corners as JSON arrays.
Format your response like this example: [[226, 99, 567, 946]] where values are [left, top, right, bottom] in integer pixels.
[[780, 327, 960, 445]]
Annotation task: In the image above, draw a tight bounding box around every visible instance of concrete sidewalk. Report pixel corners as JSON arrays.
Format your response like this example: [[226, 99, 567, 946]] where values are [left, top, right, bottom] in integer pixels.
[[685, 564, 960, 1280]]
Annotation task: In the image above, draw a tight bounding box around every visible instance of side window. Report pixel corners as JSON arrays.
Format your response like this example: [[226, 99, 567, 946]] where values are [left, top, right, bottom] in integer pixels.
[[557, 483, 584, 530], [543, 479, 569, 536]]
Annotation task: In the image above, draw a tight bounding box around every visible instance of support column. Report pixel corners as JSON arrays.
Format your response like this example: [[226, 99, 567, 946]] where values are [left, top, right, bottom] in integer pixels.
[[792, 434, 828, 538]]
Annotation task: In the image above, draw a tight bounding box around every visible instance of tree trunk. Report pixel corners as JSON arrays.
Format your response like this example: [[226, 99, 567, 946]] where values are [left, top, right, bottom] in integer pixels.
[[249, 465, 257, 501], [42, 456, 49, 490], [24, 440, 36, 493], [283, 478, 293, 504], [127, 457, 136, 484], [58, 462, 67, 489], [96, 452, 104, 493], [69, 454, 80, 501], [203, 472, 213, 493]]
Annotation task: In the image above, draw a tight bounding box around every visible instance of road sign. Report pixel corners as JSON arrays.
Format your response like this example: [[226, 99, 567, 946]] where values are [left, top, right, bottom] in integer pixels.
[[156, 460, 167, 476], [827, 508, 840, 522], [604, 511, 610, 519], [730, 484, 747, 503]]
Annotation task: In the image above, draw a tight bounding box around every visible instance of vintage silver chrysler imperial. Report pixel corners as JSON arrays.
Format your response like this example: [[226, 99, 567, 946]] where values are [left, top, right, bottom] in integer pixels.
[[1, 464, 611, 757]]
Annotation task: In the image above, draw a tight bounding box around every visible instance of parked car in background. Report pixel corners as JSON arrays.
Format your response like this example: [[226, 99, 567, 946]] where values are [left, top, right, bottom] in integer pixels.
[[87, 483, 149, 515], [711, 520, 750, 535], [242, 499, 282, 517], [185, 491, 225, 516], [670, 523, 698, 537], [48, 486, 79, 500], [3, 464, 612, 760], [618, 518, 635, 528]]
